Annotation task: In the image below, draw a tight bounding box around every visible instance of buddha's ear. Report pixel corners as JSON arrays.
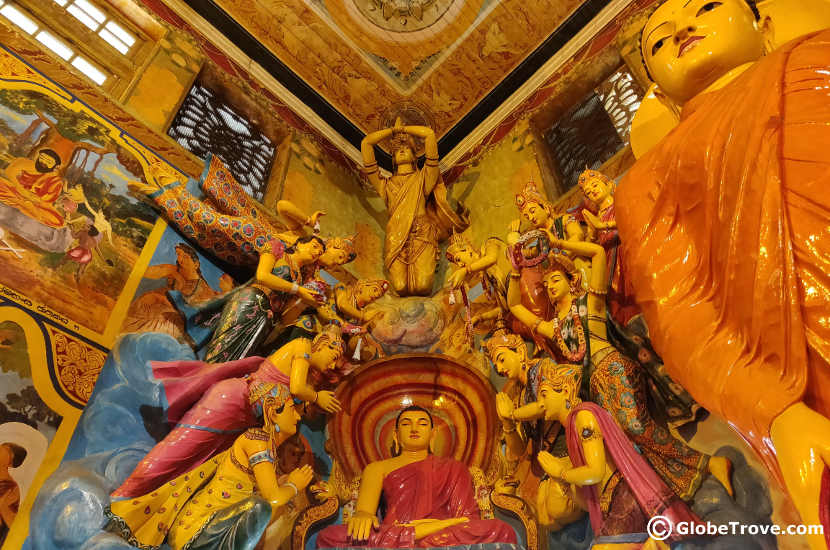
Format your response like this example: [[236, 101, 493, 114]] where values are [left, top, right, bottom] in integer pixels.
[[652, 86, 681, 120], [392, 434, 401, 456], [760, 15, 776, 54], [428, 432, 436, 455]]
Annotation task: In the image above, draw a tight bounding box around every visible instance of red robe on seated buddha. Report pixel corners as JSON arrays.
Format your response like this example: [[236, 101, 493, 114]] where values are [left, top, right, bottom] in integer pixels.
[[317, 455, 517, 548]]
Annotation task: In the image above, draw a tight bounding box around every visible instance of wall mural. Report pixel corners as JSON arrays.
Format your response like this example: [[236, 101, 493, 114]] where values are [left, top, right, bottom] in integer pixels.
[[1, 0, 828, 547], [0, 86, 156, 334]]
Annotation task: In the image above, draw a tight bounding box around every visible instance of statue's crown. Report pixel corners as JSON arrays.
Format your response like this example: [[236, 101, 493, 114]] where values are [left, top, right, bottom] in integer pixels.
[[514, 182, 547, 210], [325, 235, 357, 260], [577, 168, 614, 188]]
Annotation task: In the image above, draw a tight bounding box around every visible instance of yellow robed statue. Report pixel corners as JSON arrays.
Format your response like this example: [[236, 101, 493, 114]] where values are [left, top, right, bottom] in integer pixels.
[[361, 118, 468, 296]]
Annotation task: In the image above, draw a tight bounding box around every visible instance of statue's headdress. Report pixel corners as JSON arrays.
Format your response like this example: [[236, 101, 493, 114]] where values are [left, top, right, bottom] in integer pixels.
[[538, 363, 583, 406], [354, 278, 390, 296], [577, 168, 615, 190], [391, 131, 418, 153], [312, 323, 346, 354], [544, 252, 583, 290], [325, 234, 357, 262], [446, 232, 475, 262], [514, 182, 551, 212], [482, 324, 526, 362]]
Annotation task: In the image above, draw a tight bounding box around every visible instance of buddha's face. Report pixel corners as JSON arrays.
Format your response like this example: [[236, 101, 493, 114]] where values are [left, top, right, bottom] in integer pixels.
[[490, 346, 525, 380], [544, 270, 571, 302], [272, 400, 302, 437], [579, 175, 611, 204], [309, 338, 343, 371], [538, 385, 567, 421], [394, 145, 415, 167], [642, 0, 764, 104], [448, 245, 477, 267], [395, 410, 432, 452], [520, 201, 550, 228], [295, 238, 325, 263], [320, 245, 351, 267]]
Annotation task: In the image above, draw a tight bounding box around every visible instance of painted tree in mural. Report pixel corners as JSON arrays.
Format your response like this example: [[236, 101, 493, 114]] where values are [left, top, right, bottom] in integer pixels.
[[0, 89, 154, 246], [0, 89, 143, 183], [3, 387, 60, 429]]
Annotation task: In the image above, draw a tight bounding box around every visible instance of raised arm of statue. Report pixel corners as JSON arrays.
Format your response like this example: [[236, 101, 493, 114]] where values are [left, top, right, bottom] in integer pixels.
[[361, 128, 395, 197], [549, 238, 607, 317], [507, 272, 543, 331], [277, 200, 325, 232], [403, 124, 439, 194]]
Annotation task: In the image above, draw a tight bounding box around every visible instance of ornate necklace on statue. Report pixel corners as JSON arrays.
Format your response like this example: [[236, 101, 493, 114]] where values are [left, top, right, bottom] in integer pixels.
[[551, 303, 586, 363]]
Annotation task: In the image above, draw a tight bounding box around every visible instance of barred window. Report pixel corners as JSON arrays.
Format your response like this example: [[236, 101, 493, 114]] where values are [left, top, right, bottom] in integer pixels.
[[544, 66, 643, 189], [0, 0, 152, 93], [168, 83, 275, 201]]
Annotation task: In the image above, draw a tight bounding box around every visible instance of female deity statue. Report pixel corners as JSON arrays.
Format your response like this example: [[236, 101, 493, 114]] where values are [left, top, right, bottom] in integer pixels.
[[361, 118, 468, 296], [112, 327, 344, 499], [445, 233, 511, 327], [616, 0, 830, 540], [534, 363, 696, 549], [505, 238, 732, 502], [173, 235, 329, 363], [576, 170, 702, 432], [107, 387, 314, 550], [481, 331, 565, 474], [575, 169, 639, 327], [513, 183, 589, 285]]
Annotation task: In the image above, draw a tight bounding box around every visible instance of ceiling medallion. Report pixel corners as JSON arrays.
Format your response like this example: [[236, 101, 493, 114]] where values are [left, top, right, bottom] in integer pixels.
[[355, 0, 456, 33]]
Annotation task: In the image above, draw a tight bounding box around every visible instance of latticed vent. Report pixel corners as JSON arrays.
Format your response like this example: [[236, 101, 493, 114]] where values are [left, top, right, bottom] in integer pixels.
[[545, 93, 623, 190], [596, 68, 643, 143], [168, 84, 275, 201], [544, 65, 644, 189]]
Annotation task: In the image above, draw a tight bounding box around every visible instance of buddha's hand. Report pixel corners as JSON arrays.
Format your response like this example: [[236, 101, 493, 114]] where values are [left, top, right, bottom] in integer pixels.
[[496, 392, 515, 424], [316, 390, 342, 413], [347, 511, 380, 541], [447, 267, 468, 289], [287, 464, 315, 492], [537, 451, 564, 479]]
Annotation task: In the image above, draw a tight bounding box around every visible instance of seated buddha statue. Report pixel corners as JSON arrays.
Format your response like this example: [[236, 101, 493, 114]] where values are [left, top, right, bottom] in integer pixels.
[[316, 406, 517, 548], [615, 1, 830, 547]]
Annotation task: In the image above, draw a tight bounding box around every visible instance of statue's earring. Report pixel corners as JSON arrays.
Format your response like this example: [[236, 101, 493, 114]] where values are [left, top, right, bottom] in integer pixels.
[[565, 399, 571, 410], [760, 16, 775, 55]]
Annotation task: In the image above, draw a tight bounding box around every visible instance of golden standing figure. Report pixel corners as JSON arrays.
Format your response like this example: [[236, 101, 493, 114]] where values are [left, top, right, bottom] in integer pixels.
[[362, 118, 468, 296]]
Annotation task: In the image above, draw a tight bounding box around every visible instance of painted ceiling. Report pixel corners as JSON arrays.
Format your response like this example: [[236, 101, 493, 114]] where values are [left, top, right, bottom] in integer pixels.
[[186, 0, 612, 157]]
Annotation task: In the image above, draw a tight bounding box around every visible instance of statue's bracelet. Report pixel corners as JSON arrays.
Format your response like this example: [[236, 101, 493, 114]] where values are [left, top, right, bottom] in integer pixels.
[[284, 481, 299, 496]]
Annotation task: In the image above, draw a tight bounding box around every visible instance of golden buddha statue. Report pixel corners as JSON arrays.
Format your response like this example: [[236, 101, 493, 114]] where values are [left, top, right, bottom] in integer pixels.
[[361, 118, 468, 296], [617, 1, 830, 546], [315, 406, 517, 547]]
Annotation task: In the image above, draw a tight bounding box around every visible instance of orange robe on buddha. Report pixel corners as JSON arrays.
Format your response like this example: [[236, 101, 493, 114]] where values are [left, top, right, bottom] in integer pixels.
[[0, 169, 65, 227], [616, 30, 830, 481]]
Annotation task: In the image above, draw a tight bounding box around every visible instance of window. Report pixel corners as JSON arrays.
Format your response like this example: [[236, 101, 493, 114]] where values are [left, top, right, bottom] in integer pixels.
[[0, 0, 151, 93], [544, 66, 644, 189], [168, 84, 276, 201], [0, 1, 108, 84]]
